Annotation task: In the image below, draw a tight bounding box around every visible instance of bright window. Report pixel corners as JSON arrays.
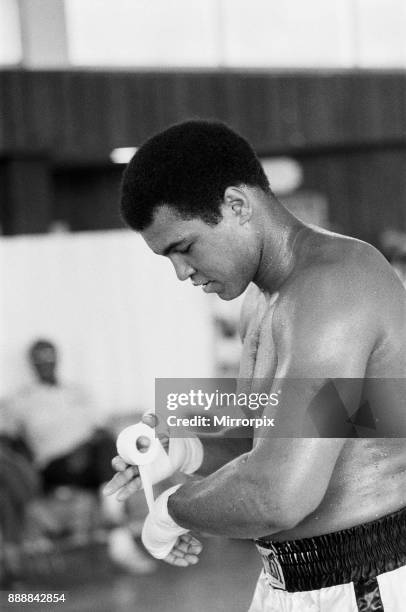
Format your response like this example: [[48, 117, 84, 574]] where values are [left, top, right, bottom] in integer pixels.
[[355, 0, 406, 67], [65, 0, 220, 67], [0, 0, 22, 65], [221, 0, 355, 68]]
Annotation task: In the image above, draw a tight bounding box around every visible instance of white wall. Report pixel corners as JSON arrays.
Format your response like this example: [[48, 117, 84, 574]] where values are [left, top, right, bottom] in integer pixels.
[[64, 0, 406, 69], [0, 231, 214, 419]]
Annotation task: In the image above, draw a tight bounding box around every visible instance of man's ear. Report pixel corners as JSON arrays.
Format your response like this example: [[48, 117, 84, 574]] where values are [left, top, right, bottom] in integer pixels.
[[223, 186, 252, 225]]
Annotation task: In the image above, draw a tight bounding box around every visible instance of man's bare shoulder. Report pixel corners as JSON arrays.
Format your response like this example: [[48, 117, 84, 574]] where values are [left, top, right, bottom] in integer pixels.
[[270, 232, 402, 353], [281, 230, 404, 312], [240, 231, 406, 345]]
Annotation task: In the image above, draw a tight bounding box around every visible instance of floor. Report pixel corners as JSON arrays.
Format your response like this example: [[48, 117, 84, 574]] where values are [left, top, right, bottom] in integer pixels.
[[2, 537, 261, 612]]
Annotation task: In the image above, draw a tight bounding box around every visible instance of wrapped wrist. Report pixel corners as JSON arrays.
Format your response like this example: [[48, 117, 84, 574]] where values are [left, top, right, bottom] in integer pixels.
[[141, 484, 188, 559]]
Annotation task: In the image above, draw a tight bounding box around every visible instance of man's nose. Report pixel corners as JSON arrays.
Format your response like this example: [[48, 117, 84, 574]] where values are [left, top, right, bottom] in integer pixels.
[[170, 255, 195, 281]]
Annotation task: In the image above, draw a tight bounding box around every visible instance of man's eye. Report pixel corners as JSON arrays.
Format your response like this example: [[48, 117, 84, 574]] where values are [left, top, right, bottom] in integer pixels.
[[179, 245, 192, 254]]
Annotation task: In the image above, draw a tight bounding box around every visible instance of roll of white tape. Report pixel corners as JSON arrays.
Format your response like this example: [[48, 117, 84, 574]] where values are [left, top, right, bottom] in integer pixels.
[[116, 422, 161, 466], [116, 422, 172, 510]]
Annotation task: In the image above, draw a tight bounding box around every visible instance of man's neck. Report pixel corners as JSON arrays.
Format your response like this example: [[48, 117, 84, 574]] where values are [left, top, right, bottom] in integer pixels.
[[253, 201, 306, 294]]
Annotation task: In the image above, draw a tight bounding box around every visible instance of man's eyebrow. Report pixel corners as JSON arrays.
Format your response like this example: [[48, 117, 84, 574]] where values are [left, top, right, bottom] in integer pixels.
[[161, 239, 186, 256]]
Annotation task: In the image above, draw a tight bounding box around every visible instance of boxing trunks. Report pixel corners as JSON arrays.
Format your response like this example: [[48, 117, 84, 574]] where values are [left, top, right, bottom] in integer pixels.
[[249, 507, 406, 611]]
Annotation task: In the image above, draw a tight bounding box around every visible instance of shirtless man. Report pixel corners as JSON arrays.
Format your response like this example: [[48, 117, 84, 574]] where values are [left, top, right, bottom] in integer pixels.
[[104, 121, 406, 611]]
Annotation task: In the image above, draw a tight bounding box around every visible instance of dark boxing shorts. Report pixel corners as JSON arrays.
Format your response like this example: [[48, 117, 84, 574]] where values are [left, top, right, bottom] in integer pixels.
[[249, 507, 406, 611]]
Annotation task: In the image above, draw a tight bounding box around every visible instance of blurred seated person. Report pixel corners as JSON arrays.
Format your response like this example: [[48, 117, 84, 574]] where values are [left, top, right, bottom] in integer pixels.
[[0, 436, 39, 584], [1, 339, 155, 574]]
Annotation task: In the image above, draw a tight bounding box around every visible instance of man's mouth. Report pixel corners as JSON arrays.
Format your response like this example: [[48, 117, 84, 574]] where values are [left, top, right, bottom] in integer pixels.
[[202, 281, 212, 292]]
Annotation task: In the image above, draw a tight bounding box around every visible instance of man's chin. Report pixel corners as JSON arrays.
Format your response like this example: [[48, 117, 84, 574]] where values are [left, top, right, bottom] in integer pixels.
[[219, 294, 234, 301], [207, 281, 246, 301], [217, 287, 241, 301], [229, 282, 252, 300]]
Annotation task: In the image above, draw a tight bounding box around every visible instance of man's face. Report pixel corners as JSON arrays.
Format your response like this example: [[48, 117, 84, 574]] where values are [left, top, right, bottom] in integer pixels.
[[30, 344, 57, 383], [142, 204, 258, 300]]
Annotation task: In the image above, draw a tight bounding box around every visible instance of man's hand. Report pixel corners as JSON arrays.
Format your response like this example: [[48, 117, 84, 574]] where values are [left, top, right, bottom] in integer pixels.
[[163, 533, 203, 567], [103, 413, 203, 501], [103, 413, 169, 501], [103, 454, 142, 501], [141, 484, 200, 561]]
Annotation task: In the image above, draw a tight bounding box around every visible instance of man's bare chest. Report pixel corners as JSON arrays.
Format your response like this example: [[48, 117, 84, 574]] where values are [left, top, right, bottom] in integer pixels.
[[238, 292, 279, 388]]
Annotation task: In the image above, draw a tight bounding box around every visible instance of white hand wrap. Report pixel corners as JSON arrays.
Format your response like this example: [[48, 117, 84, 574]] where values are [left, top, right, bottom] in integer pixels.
[[141, 484, 188, 559], [117, 423, 203, 485], [168, 436, 204, 475]]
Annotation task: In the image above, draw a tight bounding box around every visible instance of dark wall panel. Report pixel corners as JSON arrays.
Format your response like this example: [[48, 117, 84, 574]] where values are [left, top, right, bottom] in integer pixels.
[[300, 149, 406, 243], [0, 157, 53, 234], [1, 69, 406, 237], [1, 70, 406, 160], [53, 167, 124, 232]]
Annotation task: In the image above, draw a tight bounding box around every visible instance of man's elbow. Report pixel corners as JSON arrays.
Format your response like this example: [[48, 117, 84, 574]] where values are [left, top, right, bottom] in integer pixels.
[[260, 504, 303, 533], [257, 486, 323, 534]]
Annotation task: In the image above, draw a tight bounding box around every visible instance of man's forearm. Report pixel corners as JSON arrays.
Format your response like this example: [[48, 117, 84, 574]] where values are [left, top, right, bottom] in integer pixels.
[[197, 432, 252, 476], [168, 450, 284, 539]]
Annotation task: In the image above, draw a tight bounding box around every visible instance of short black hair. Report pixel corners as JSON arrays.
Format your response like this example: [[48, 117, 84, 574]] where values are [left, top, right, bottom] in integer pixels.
[[120, 120, 271, 231], [28, 339, 56, 360]]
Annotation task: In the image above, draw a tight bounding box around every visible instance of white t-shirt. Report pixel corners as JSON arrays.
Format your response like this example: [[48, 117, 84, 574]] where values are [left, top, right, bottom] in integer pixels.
[[0, 383, 98, 467]]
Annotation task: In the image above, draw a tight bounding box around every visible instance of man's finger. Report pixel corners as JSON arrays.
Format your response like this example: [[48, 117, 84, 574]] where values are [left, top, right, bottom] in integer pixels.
[[142, 413, 159, 428], [116, 477, 142, 501], [111, 455, 128, 471], [184, 553, 200, 565], [164, 553, 189, 567], [188, 542, 203, 554], [102, 473, 125, 496], [102, 467, 140, 496], [174, 540, 189, 554], [179, 534, 202, 548], [107, 466, 138, 490], [170, 547, 186, 558]]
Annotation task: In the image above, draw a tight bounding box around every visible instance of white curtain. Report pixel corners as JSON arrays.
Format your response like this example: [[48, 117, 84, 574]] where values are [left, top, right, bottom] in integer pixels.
[[0, 230, 214, 420]]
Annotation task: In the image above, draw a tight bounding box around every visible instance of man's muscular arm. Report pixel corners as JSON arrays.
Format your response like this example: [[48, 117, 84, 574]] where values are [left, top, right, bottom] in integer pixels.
[[196, 428, 252, 476], [168, 269, 378, 538], [104, 418, 251, 500]]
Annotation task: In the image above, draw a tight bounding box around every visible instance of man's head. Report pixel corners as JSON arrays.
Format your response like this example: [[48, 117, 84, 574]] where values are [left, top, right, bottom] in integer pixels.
[[28, 339, 57, 385], [120, 120, 272, 300]]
